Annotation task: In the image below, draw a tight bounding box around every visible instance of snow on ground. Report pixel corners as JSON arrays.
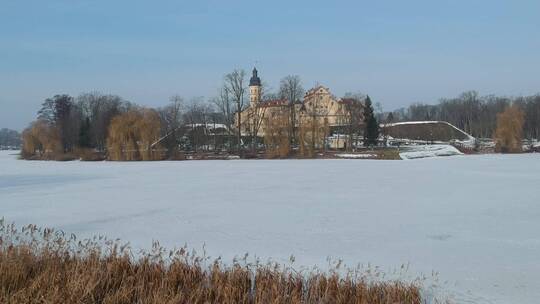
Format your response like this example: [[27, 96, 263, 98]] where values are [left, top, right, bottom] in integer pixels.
[[1, 151, 540, 303], [336, 153, 377, 159], [399, 144, 463, 159], [524, 140, 540, 150]]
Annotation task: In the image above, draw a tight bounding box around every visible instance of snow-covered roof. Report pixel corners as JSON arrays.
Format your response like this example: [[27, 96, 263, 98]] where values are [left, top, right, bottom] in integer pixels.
[[382, 121, 475, 141], [185, 123, 229, 130]]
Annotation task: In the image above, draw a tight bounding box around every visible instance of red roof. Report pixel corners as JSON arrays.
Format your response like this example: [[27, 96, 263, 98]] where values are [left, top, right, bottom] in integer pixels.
[[258, 99, 289, 108]]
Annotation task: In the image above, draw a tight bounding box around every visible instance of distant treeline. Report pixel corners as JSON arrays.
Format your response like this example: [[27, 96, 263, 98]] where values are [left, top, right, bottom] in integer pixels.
[[388, 91, 540, 139], [0, 128, 21, 149]]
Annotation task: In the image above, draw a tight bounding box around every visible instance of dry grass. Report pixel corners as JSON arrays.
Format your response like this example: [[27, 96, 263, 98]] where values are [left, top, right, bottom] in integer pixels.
[[371, 148, 401, 160], [0, 220, 421, 304]]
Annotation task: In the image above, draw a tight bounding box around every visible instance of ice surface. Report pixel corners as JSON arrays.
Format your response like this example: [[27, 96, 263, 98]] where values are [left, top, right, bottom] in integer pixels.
[[1, 151, 539, 303]]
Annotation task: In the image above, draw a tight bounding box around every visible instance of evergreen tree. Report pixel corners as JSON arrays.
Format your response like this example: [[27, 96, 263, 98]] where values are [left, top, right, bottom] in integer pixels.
[[37, 94, 77, 152], [363, 95, 379, 146], [386, 112, 394, 123]]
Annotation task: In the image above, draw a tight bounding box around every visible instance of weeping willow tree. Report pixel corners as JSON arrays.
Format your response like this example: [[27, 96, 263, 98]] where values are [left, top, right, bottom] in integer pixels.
[[21, 120, 62, 159], [298, 116, 329, 158], [107, 109, 162, 161], [494, 105, 525, 153], [107, 111, 138, 161], [138, 109, 163, 160], [263, 109, 290, 158]]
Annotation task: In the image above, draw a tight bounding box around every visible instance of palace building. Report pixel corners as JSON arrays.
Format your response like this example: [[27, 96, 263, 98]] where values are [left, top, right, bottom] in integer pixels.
[[238, 68, 364, 144]]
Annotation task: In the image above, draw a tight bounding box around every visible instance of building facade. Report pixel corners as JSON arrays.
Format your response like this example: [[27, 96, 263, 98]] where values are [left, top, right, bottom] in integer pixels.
[[239, 68, 364, 147]]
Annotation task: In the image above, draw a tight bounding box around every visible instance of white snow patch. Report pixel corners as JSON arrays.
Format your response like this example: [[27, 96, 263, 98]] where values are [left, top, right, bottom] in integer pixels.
[[336, 153, 377, 159], [383, 120, 443, 126], [1, 151, 540, 303], [524, 140, 540, 149], [399, 145, 463, 160]]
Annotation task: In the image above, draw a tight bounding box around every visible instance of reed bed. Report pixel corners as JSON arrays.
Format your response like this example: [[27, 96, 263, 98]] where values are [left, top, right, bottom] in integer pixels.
[[0, 220, 421, 304]]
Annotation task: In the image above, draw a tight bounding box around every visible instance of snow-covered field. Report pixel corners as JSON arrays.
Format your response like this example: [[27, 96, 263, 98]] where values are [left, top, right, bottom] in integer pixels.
[[1, 151, 539, 303]]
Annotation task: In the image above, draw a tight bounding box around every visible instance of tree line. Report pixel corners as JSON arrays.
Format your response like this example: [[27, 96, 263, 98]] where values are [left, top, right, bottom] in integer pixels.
[[387, 91, 540, 139], [22, 93, 135, 160], [20, 69, 380, 160], [0, 128, 21, 149], [20, 70, 535, 160], [21, 92, 224, 160]]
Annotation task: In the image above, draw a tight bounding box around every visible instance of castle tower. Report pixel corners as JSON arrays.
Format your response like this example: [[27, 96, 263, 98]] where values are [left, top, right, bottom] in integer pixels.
[[249, 67, 261, 107]]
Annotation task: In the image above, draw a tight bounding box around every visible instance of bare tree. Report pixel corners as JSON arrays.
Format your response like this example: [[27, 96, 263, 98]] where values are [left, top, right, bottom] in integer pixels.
[[158, 95, 184, 158], [211, 86, 234, 151], [374, 101, 384, 122], [279, 75, 304, 146], [224, 69, 246, 154], [342, 92, 367, 149], [340, 98, 364, 151], [77, 92, 131, 151], [245, 104, 267, 153], [183, 97, 215, 152]]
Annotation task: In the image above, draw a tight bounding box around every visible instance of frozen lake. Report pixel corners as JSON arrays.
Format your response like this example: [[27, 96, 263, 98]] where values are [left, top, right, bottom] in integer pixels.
[[1, 150, 539, 303]]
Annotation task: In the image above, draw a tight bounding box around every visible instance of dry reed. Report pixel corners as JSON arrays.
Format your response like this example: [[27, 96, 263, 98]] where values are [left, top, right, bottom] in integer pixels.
[[0, 220, 421, 304]]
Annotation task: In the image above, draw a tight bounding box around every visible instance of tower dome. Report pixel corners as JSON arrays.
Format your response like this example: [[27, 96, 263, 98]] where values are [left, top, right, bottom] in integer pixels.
[[249, 67, 261, 86]]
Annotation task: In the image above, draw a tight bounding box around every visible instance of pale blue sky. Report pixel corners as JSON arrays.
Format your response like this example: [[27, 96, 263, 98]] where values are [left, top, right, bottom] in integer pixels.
[[1, 0, 539, 130]]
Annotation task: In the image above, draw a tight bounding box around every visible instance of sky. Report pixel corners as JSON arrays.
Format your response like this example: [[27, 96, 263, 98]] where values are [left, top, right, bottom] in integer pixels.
[[1, 0, 539, 131]]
